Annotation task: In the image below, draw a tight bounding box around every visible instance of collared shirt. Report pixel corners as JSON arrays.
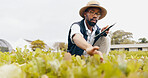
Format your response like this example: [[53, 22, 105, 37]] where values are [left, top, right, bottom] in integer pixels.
[[70, 21, 98, 56], [70, 21, 98, 45], [84, 21, 97, 45]]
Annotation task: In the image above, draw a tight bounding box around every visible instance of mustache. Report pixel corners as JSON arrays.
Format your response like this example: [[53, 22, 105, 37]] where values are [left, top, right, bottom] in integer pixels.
[[90, 18, 97, 22], [87, 19, 97, 27]]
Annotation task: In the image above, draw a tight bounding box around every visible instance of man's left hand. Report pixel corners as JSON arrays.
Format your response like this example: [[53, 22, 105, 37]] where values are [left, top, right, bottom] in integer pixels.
[[101, 25, 109, 34]]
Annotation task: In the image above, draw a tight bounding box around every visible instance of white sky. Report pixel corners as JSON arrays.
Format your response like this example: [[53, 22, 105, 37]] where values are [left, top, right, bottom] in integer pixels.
[[0, 0, 148, 46]]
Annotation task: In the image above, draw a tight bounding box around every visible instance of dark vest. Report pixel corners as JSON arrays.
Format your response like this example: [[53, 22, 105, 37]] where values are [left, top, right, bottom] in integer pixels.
[[67, 19, 101, 56]]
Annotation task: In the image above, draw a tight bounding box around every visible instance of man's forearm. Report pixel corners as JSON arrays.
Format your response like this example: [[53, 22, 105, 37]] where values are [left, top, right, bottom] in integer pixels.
[[72, 34, 102, 56], [73, 34, 92, 50]]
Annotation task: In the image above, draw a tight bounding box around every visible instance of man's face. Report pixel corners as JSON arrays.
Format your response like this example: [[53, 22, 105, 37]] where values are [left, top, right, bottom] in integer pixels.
[[84, 7, 101, 27]]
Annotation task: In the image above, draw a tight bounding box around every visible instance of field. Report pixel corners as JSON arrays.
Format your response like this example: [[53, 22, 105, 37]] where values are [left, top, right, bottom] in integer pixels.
[[0, 48, 148, 78]]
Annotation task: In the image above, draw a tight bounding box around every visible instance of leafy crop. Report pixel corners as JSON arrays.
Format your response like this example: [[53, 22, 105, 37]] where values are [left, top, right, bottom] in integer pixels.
[[1, 48, 148, 78]]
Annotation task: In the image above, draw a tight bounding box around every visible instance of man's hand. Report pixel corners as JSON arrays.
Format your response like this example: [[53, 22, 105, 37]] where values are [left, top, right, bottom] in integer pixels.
[[86, 46, 99, 56], [73, 34, 104, 62], [85, 46, 103, 61], [101, 25, 109, 34]]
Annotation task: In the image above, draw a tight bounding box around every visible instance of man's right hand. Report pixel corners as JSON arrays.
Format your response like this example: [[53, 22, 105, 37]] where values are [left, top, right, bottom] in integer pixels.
[[85, 46, 99, 55], [86, 46, 104, 62]]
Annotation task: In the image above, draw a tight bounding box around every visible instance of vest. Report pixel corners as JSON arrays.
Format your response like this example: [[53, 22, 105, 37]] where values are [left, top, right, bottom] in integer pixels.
[[67, 19, 101, 56]]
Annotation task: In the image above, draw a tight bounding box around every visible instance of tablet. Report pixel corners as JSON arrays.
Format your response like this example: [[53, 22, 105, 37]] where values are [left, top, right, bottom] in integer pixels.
[[95, 23, 116, 38]]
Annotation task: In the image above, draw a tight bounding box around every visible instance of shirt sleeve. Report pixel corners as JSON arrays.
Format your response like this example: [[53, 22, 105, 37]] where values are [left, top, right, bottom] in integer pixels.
[[70, 24, 83, 44]]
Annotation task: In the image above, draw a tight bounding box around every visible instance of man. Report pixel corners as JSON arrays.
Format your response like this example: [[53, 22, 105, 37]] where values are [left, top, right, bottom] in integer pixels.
[[67, 1, 111, 57]]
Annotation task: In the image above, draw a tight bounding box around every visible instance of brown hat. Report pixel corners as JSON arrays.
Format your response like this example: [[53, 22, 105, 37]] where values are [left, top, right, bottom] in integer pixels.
[[79, 1, 107, 20]]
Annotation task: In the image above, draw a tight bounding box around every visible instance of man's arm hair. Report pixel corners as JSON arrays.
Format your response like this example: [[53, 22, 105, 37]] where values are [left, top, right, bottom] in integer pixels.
[[73, 33, 103, 57], [73, 34, 92, 51]]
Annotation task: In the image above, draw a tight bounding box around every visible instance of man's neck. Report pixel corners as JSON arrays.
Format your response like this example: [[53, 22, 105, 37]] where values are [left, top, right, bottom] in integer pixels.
[[85, 20, 93, 32]]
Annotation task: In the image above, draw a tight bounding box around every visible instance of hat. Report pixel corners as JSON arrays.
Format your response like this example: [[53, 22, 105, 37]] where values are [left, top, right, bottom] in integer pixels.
[[79, 0, 107, 20]]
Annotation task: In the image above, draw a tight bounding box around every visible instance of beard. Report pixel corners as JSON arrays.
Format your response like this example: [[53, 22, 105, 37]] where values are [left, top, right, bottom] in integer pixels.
[[86, 18, 98, 27]]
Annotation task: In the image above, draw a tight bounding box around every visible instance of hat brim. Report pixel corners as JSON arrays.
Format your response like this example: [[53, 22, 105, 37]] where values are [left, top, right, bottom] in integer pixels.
[[79, 5, 107, 20]]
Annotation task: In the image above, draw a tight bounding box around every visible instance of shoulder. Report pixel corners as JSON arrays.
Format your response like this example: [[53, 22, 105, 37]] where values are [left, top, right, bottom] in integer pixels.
[[70, 21, 81, 29], [71, 19, 85, 27], [71, 24, 80, 31]]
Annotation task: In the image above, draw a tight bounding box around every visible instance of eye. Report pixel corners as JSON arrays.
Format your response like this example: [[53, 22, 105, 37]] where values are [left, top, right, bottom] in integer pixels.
[[96, 12, 101, 15], [89, 10, 94, 13]]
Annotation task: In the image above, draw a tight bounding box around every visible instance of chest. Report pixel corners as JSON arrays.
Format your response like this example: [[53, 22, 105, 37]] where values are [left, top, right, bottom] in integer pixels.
[[86, 30, 96, 45]]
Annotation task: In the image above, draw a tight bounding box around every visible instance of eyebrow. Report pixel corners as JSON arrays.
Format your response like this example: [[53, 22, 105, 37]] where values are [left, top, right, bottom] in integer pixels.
[[90, 9, 95, 11], [89, 9, 101, 13]]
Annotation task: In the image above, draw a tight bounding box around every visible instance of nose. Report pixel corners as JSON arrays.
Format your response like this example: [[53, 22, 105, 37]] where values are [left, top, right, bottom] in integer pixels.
[[93, 14, 98, 18], [93, 14, 101, 19]]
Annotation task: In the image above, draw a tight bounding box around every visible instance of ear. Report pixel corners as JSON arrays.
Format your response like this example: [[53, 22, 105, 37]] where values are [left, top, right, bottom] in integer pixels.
[[83, 12, 87, 17]]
